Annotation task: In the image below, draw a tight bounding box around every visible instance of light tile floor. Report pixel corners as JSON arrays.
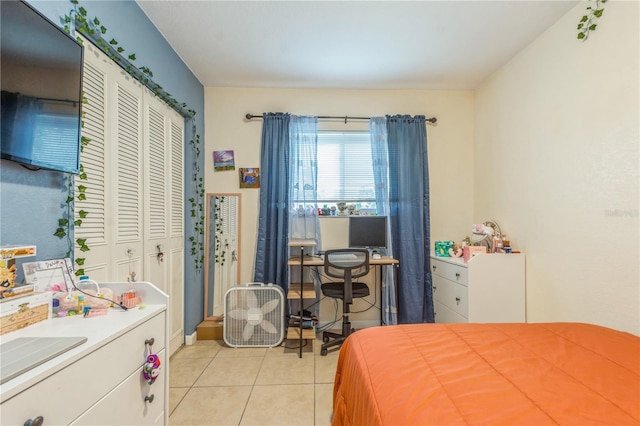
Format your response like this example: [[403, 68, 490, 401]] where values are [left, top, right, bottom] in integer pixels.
[[169, 337, 338, 425]]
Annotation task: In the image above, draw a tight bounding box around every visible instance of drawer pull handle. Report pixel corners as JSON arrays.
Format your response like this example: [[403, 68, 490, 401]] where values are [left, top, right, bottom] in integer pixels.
[[145, 337, 155, 346], [24, 416, 44, 426], [145, 394, 155, 403], [455, 297, 461, 305], [432, 285, 437, 292], [455, 273, 460, 279], [432, 265, 436, 271]]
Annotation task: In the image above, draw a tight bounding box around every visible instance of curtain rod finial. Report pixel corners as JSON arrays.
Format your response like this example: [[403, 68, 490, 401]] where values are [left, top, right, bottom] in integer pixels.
[[245, 113, 253, 120]]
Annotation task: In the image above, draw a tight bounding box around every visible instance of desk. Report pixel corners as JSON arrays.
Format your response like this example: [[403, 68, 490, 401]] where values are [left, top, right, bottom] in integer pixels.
[[289, 255, 398, 268], [287, 255, 399, 325]]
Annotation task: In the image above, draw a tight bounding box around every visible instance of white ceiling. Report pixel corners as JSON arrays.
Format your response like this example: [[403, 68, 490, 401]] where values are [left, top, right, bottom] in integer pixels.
[[136, 0, 579, 90]]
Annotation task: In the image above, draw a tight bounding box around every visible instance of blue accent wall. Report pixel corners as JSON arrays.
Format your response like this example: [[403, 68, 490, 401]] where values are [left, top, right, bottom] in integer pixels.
[[1, 0, 205, 336]]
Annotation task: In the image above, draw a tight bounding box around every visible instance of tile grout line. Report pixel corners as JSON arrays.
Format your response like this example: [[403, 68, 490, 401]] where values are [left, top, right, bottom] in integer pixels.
[[237, 346, 270, 426]]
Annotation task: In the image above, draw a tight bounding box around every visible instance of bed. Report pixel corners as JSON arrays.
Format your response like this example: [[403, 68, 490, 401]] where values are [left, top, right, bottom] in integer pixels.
[[332, 323, 640, 425]]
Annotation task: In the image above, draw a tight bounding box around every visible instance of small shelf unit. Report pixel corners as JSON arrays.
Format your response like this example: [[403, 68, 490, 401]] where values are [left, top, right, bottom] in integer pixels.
[[287, 240, 317, 358]]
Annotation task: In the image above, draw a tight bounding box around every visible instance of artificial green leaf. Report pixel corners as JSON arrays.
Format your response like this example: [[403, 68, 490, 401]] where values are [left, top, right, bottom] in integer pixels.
[[79, 210, 89, 218], [76, 238, 86, 246], [580, 15, 588, 22], [79, 7, 87, 16], [594, 9, 604, 18], [117, 47, 124, 53], [59, 218, 69, 226], [74, 219, 83, 227], [75, 269, 85, 276], [77, 193, 86, 201], [75, 258, 85, 265], [93, 17, 100, 25], [128, 54, 136, 61], [100, 26, 107, 35], [54, 228, 66, 238], [78, 185, 87, 192], [577, 23, 584, 29], [66, 196, 74, 203], [589, 24, 597, 31], [79, 245, 90, 252], [577, 32, 586, 39], [109, 38, 118, 45]]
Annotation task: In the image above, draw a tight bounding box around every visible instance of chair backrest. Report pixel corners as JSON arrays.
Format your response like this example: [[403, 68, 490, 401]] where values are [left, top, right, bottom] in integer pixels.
[[324, 249, 370, 280]]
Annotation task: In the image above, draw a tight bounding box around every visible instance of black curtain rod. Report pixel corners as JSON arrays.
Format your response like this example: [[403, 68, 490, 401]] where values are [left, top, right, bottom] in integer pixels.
[[245, 113, 437, 124]]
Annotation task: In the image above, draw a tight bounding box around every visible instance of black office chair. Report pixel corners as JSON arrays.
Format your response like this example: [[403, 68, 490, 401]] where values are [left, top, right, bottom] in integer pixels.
[[320, 248, 370, 356]]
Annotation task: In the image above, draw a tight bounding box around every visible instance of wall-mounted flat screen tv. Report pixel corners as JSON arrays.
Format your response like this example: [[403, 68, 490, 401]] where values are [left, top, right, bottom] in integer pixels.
[[1, 0, 84, 174]]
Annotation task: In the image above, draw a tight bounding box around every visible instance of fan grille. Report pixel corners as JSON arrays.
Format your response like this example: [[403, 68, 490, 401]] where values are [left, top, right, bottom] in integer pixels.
[[223, 284, 285, 348]]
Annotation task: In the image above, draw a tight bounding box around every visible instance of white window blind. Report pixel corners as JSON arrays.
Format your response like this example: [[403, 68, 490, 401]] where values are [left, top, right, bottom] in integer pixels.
[[316, 131, 375, 204], [32, 110, 79, 169]]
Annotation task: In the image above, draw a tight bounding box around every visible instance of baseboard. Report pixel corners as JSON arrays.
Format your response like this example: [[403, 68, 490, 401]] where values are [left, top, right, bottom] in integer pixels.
[[184, 331, 197, 346]]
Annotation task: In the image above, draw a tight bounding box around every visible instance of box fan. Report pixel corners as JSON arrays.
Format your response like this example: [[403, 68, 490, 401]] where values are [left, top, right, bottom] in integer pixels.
[[223, 283, 285, 348]]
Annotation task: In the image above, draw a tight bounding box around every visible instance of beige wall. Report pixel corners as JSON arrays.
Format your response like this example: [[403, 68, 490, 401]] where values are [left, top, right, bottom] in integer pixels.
[[205, 1, 639, 334], [204, 87, 475, 324], [475, 2, 639, 334]]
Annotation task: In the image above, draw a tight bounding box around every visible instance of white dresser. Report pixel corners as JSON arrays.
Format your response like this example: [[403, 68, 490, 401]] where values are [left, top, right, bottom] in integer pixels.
[[430, 254, 526, 323], [0, 282, 169, 425]]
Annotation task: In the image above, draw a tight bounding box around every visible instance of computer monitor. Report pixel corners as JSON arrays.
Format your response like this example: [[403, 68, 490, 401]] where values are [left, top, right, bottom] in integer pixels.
[[348, 216, 387, 250]]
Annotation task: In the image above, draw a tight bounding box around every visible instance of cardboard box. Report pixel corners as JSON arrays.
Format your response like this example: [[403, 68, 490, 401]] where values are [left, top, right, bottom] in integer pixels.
[[0, 291, 52, 335], [197, 319, 223, 340], [0, 245, 37, 260]]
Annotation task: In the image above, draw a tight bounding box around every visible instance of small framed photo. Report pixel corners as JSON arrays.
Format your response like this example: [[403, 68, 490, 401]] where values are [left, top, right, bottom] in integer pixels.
[[22, 258, 75, 292], [239, 167, 260, 188], [213, 150, 235, 171]]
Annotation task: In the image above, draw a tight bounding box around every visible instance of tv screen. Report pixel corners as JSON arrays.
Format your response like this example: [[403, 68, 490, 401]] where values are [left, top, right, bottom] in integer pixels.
[[349, 216, 387, 249], [1, 0, 83, 174]]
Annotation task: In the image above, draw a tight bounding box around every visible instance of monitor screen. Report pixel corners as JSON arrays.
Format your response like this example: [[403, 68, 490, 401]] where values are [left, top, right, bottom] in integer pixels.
[[348, 216, 387, 249]]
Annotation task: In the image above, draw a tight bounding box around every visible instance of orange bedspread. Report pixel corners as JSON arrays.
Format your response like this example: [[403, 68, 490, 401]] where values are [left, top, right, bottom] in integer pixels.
[[332, 323, 640, 425]]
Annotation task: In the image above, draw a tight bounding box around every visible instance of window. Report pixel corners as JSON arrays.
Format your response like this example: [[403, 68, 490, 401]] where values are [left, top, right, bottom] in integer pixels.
[[317, 131, 377, 214], [31, 107, 80, 170]]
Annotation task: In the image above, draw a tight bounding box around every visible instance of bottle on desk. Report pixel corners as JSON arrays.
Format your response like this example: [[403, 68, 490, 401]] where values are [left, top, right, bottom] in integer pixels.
[[77, 295, 85, 314]]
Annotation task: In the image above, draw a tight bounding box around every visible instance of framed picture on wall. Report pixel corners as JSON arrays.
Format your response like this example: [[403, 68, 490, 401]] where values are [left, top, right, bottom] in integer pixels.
[[213, 150, 235, 171], [239, 168, 260, 188]]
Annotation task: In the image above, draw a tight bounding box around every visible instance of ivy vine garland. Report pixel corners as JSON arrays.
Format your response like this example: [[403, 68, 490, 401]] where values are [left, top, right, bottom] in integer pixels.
[[56, 0, 205, 274], [577, 0, 607, 40], [214, 196, 227, 267]]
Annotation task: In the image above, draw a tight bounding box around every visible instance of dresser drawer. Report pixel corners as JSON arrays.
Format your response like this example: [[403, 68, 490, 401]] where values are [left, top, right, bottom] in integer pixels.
[[431, 259, 468, 285], [72, 349, 166, 425], [0, 312, 165, 426], [432, 275, 468, 319], [434, 301, 467, 323]]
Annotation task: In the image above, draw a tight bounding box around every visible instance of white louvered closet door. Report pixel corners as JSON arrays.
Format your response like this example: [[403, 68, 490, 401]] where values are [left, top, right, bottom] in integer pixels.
[[75, 42, 110, 281], [110, 67, 144, 281], [77, 39, 185, 353], [143, 90, 184, 356], [76, 39, 143, 284]]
